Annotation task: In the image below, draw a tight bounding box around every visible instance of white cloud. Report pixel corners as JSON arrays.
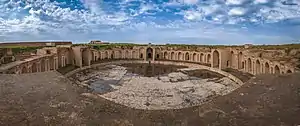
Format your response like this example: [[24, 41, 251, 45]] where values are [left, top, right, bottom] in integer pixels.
[[225, 0, 246, 5], [228, 7, 247, 16], [0, 0, 299, 44]]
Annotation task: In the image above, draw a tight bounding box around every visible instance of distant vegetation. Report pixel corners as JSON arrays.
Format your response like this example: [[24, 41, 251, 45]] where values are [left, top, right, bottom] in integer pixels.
[[0, 46, 44, 54]]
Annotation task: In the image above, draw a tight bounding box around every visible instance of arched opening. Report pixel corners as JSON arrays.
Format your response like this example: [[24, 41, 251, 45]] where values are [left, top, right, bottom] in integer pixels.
[[212, 50, 220, 68], [125, 50, 129, 59], [146, 48, 153, 60], [111, 51, 115, 59], [41, 59, 45, 72], [247, 58, 252, 73], [178, 52, 182, 60], [185, 52, 189, 61], [140, 53, 143, 59], [230, 51, 234, 68], [21, 66, 27, 74], [256, 60, 261, 74], [171, 52, 175, 60], [238, 52, 243, 69], [132, 51, 136, 59], [207, 54, 211, 63], [287, 70, 292, 73], [31, 63, 37, 73], [46, 50, 51, 54], [265, 62, 270, 74], [200, 53, 204, 62], [226, 60, 230, 67], [242, 61, 245, 69], [118, 50, 122, 59], [98, 52, 101, 60], [274, 65, 280, 74], [104, 51, 108, 59], [193, 53, 197, 61], [164, 52, 168, 60], [156, 54, 159, 59]]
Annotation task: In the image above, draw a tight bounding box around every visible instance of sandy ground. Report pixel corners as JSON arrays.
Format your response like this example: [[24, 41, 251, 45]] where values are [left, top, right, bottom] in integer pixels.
[[72, 65, 240, 110], [1, 70, 300, 125]]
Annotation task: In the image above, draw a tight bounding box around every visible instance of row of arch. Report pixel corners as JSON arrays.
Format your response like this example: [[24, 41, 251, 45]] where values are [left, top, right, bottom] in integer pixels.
[[162, 51, 211, 64], [17, 56, 59, 74], [211, 49, 294, 75]]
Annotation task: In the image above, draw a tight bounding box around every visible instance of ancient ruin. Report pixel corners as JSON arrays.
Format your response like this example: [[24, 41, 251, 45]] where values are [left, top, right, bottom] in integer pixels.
[[1, 41, 300, 125]]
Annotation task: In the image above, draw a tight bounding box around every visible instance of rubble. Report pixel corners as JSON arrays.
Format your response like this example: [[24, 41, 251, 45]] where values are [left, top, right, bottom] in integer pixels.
[[72, 64, 240, 110]]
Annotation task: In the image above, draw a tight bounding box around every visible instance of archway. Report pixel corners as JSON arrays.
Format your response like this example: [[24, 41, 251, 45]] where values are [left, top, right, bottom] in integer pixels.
[[41, 59, 45, 72], [32, 62, 37, 73], [125, 50, 129, 59], [207, 54, 211, 63], [200, 53, 204, 62], [104, 51, 108, 59], [132, 51, 136, 59], [185, 52, 189, 61], [265, 62, 270, 74], [247, 58, 252, 73], [156, 54, 159, 59], [164, 52, 168, 60], [178, 52, 182, 60], [111, 51, 115, 59], [230, 51, 234, 68], [238, 52, 243, 69], [287, 70, 292, 73], [193, 53, 197, 61], [212, 50, 219, 68], [146, 48, 153, 60], [171, 52, 175, 60], [21, 66, 27, 74], [274, 65, 280, 74], [140, 53, 143, 59], [118, 50, 122, 59], [256, 60, 261, 74]]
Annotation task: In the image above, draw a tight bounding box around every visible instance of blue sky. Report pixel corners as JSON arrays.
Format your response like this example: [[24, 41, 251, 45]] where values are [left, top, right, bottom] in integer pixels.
[[0, 0, 300, 45]]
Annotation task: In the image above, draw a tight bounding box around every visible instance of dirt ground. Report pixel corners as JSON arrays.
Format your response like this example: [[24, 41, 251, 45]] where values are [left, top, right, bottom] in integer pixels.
[[0, 71, 300, 126]]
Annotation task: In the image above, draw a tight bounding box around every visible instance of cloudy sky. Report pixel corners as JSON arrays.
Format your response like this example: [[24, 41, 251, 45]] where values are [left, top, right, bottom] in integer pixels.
[[0, 0, 300, 45]]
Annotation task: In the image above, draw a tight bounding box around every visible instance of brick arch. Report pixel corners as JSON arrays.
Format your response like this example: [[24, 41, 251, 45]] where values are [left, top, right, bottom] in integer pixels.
[[146, 47, 153, 60], [125, 50, 130, 59], [200, 53, 204, 62], [31, 62, 37, 73], [171, 52, 175, 60], [185, 52, 189, 61], [21, 66, 27, 74], [178, 52, 183, 60], [247, 58, 252, 73], [238, 52, 243, 69], [256, 59, 261, 74], [41, 59, 45, 72], [287, 69, 292, 73], [274, 65, 280, 74], [207, 54, 211, 63], [117, 50, 122, 59], [111, 51, 115, 59], [132, 50, 137, 59], [192, 53, 197, 61], [104, 51, 108, 59], [265, 62, 270, 74], [163, 51, 168, 59], [212, 50, 220, 68], [230, 51, 235, 68]]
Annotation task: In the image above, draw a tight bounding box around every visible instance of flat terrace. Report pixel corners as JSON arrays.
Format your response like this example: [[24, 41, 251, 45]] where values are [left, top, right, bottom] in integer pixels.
[[0, 71, 299, 125]]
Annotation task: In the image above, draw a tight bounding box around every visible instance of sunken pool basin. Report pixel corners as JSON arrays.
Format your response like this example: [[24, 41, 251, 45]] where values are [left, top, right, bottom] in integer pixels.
[[70, 63, 240, 110]]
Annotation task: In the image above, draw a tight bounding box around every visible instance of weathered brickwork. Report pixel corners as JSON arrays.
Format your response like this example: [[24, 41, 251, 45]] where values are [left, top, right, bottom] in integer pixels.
[[0, 44, 297, 76]]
